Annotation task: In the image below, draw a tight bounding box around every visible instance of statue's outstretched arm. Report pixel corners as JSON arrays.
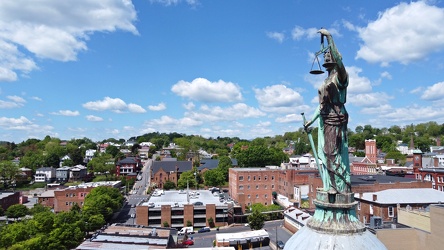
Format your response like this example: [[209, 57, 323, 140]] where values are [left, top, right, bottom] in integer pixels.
[[318, 29, 347, 83]]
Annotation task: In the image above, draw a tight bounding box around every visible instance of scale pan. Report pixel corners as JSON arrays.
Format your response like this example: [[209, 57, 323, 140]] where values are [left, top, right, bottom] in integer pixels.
[[322, 62, 336, 68], [309, 70, 324, 75]]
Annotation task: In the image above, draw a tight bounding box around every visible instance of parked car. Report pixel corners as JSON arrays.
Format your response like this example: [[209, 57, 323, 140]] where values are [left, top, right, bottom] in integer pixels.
[[182, 239, 194, 245], [193, 201, 204, 206], [198, 227, 211, 233], [277, 240, 285, 249]]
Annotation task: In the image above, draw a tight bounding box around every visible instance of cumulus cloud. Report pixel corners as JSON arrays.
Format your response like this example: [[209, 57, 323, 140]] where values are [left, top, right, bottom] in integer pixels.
[[186, 103, 266, 122], [348, 92, 393, 107], [254, 84, 305, 113], [7, 95, 26, 103], [346, 66, 373, 94], [183, 102, 195, 110], [31, 96, 42, 101], [0, 0, 138, 81], [266, 32, 285, 43], [171, 78, 242, 102], [150, 0, 199, 6], [292, 26, 339, 40], [378, 105, 444, 123], [421, 81, 444, 101], [355, 1, 444, 65], [0, 116, 53, 133], [148, 102, 166, 111], [86, 115, 104, 122], [82, 97, 146, 113], [50, 110, 80, 116]]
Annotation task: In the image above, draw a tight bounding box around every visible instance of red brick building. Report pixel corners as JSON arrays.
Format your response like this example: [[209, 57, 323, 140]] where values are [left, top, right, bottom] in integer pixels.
[[0, 192, 20, 211], [151, 160, 193, 189]]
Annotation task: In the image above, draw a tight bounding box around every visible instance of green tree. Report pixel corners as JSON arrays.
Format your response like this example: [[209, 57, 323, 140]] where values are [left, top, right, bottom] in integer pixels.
[[33, 211, 56, 233], [0, 160, 21, 188], [82, 186, 123, 220], [5, 204, 28, 220], [247, 209, 265, 230], [177, 170, 197, 189], [46, 223, 84, 250], [87, 153, 114, 177], [217, 156, 232, 180], [163, 180, 176, 190], [203, 169, 225, 188], [44, 152, 60, 168], [105, 145, 119, 158]]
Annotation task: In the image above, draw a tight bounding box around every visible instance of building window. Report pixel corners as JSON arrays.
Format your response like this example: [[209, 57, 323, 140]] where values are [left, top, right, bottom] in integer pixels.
[[264, 185, 267, 189], [264, 176, 268, 180], [265, 194, 268, 198], [248, 195, 251, 199], [271, 176, 275, 180], [256, 185, 259, 189], [239, 176, 244, 181], [388, 206, 394, 217], [247, 185, 250, 190], [256, 194, 259, 198], [248, 176, 250, 181], [253, 176, 256, 181], [66, 202, 68, 206], [358, 202, 361, 210], [271, 184, 275, 189], [239, 185, 244, 190], [258, 176, 261, 181]]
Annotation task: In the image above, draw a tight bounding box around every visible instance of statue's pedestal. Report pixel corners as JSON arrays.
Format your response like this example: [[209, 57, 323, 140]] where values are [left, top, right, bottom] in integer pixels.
[[284, 189, 387, 249], [307, 189, 365, 234]]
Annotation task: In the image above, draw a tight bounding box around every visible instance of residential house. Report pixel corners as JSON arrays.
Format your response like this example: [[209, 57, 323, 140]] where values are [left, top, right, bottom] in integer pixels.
[[60, 155, 71, 167], [35, 167, 56, 183], [198, 158, 238, 177], [116, 157, 138, 177], [70, 164, 88, 181], [84, 149, 96, 163], [56, 166, 71, 183]]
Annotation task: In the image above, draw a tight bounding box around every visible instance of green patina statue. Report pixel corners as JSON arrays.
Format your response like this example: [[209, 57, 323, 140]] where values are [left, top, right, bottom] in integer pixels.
[[304, 28, 351, 194]]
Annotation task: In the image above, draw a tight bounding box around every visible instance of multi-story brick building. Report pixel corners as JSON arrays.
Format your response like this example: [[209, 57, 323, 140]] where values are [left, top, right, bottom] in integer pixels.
[[0, 192, 20, 211], [136, 190, 229, 229], [116, 157, 139, 177], [228, 166, 322, 211], [151, 160, 193, 189], [38, 190, 55, 209], [52, 181, 121, 212]]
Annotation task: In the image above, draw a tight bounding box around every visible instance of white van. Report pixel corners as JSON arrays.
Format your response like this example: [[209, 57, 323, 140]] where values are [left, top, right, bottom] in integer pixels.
[[178, 226, 194, 235]]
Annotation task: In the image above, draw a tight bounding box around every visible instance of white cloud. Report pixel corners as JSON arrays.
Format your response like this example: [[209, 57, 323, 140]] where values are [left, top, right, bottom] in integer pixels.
[[346, 66, 373, 94], [7, 95, 26, 103], [0, 0, 138, 81], [266, 32, 285, 43], [31, 96, 42, 101], [254, 84, 305, 114], [348, 92, 393, 107], [150, 0, 199, 6], [0, 116, 53, 135], [421, 81, 444, 101], [86, 115, 104, 122], [50, 110, 80, 116], [355, 1, 444, 65], [187, 103, 266, 122], [82, 97, 145, 113], [148, 102, 166, 111], [292, 26, 339, 40], [378, 105, 444, 123], [171, 78, 242, 102], [128, 103, 146, 113], [275, 113, 303, 123], [183, 102, 195, 110]]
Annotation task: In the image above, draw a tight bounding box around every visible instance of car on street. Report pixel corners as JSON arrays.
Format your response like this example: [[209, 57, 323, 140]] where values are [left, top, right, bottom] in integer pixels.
[[193, 201, 204, 206], [277, 240, 285, 249], [182, 239, 194, 245], [198, 227, 211, 233]]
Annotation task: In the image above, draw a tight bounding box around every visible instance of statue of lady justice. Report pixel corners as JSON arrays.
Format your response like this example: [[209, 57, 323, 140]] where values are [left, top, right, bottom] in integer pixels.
[[304, 28, 351, 194]]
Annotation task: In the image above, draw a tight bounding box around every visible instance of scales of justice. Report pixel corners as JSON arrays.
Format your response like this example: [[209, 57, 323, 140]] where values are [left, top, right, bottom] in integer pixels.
[[284, 29, 387, 249]]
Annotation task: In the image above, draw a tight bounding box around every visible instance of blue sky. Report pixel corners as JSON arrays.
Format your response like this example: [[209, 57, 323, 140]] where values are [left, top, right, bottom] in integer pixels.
[[1, 0, 444, 143]]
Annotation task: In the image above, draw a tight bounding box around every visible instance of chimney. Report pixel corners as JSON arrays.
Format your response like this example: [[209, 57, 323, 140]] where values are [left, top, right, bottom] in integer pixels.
[[372, 194, 377, 201], [434, 157, 439, 168]]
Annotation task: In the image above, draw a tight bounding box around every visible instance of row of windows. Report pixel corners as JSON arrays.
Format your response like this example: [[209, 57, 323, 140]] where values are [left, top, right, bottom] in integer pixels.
[[65, 201, 83, 206], [239, 184, 275, 190], [238, 175, 275, 181], [65, 192, 88, 197], [246, 194, 268, 199]]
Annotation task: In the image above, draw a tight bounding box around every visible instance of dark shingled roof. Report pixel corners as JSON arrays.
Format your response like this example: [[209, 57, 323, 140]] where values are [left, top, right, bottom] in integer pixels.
[[152, 161, 193, 174], [198, 158, 238, 171], [351, 174, 417, 186]]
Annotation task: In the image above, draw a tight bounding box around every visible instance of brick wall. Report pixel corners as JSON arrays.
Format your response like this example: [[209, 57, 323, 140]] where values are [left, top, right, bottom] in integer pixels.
[[136, 206, 149, 226]]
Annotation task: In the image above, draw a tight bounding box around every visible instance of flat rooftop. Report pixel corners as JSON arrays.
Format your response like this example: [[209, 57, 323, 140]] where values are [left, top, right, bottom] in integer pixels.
[[356, 188, 444, 204], [141, 190, 228, 208], [351, 175, 418, 185]]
